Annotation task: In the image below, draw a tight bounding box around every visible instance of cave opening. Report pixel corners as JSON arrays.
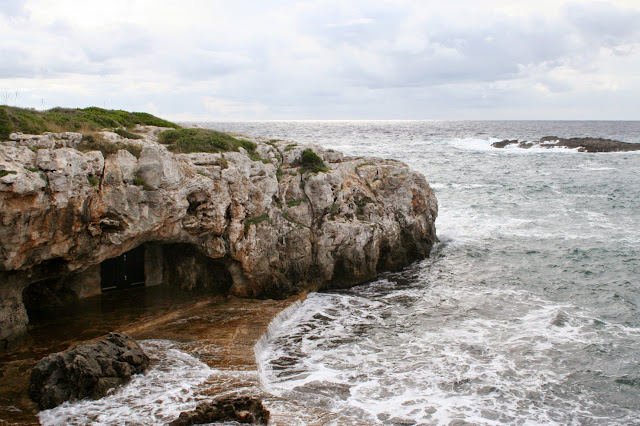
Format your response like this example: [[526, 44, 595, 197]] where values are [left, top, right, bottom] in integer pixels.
[[21, 243, 235, 327]]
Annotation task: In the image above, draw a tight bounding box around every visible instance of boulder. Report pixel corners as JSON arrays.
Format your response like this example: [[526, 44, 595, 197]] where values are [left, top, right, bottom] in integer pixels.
[[169, 395, 269, 425], [28, 332, 150, 409]]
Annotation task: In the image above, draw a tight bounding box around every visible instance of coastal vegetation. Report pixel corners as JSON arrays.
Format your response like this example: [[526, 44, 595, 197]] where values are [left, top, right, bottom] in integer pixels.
[[0, 105, 178, 140], [297, 148, 328, 173], [77, 134, 142, 158], [159, 128, 269, 163]]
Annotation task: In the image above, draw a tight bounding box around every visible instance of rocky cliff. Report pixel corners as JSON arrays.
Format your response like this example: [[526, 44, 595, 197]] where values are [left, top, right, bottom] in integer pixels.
[[0, 126, 438, 345]]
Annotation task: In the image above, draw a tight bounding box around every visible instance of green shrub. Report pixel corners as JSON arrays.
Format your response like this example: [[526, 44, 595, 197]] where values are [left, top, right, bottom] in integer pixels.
[[26, 167, 39, 172], [133, 177, 146, 186], [77, 134, 120, 156], [78, 134, 141, 158], [113, 128, 143, 140], [0, 106, 11, 140], [297, 148, 328, 173], [0, 106, 179, 138], [244, 213, 271, 233], [159, 128, 264, 161], [216, 156, 229, 169], [286, 198, 305, 208], [0, 169, 17, 178], [87, 175, 99, 186]]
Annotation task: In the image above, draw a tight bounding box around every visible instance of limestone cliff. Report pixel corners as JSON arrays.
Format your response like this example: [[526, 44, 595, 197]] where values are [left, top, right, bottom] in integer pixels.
[[0, 127, 437, 345]]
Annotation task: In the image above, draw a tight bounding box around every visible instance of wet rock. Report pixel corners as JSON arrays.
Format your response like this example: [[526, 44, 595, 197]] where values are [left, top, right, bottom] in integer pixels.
[[169, 395, 269, 425], [492, 136, 640, 152], [28, 332, 149, 409], [491, 139, 518, 148]]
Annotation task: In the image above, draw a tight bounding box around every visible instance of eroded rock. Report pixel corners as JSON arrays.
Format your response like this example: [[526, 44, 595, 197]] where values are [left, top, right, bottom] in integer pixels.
[[0, 128, 438, 344], [28, 332, 149, 409], [169, 395, 269, 425]]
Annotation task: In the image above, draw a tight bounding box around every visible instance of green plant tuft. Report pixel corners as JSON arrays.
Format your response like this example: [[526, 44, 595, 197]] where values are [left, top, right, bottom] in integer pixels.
[[113, 128, 143, 140], [87, 175, 99, 187], [0, 169, 18, 178], [244, 213, 271, 233], [286, 198, 305, 208], [297, 148, 328, 173], [77, 134, 141, 158]]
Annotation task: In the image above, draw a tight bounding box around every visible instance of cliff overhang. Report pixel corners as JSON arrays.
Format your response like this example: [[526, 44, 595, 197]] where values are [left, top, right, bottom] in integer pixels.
[[0, 124, 438, 345]]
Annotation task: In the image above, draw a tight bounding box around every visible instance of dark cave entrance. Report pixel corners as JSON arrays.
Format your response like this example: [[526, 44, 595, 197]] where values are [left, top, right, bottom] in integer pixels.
[[21, 242, 236, 325], [100, 245, 146, 292]]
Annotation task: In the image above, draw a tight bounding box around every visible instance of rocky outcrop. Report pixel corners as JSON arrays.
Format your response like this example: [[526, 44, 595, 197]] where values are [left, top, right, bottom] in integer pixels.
[[28, 332, 150, 409], [0, 126, 438, 344], [169, 395, 270, 425], [491, 136, 640, 152]]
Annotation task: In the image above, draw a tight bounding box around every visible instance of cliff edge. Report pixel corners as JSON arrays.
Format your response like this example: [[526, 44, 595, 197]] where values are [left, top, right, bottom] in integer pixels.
[[0, 121, 437, 345]]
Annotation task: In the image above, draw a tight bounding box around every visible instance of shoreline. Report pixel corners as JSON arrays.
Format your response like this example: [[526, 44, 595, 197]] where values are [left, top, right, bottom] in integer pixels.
[[0, 290, 305, 424]]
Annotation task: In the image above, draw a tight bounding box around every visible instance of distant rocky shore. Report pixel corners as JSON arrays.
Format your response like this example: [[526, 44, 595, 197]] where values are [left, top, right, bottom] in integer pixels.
[[491, 136, 640, 152]]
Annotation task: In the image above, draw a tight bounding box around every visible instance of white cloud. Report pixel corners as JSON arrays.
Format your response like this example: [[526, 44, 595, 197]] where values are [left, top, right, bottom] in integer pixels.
[[0, 0, 639, 119]]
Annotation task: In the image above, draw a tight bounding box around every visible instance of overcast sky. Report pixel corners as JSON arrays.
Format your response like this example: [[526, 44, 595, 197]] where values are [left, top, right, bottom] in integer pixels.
[[1, 0, 639, 120]]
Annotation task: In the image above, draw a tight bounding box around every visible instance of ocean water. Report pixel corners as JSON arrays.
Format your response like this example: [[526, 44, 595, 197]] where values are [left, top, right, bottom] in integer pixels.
[[204, 121, 640, 425], [37, 121, 640, 425]]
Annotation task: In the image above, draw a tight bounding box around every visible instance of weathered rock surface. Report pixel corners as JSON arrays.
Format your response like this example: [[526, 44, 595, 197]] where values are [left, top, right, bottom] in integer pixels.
[[0, 126, 438, 344], [491, 136, 640, 152], [28, 332, 149, 409], [169, 395, 270, 425]]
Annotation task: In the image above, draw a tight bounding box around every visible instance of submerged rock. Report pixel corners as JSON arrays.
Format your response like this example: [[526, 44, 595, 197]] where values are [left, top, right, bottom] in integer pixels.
[[169, 395, 270, 425], [28, 332, 149, 409], [0, 126, 438, 343]]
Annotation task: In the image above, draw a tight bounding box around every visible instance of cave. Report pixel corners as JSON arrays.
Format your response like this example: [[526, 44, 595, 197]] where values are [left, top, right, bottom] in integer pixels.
[[21, 242, 235, 324]]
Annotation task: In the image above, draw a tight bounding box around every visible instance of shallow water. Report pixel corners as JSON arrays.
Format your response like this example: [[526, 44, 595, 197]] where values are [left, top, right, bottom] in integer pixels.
[[206, 120, 640, 425]]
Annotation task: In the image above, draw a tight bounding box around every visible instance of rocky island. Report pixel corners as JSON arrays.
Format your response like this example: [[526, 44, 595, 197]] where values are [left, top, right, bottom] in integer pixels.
[[491, 136, 640, 152], [0, 106, 438, 349]]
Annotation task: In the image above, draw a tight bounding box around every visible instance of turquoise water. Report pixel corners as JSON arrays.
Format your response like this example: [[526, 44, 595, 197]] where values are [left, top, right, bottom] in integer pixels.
[[206, 121, 640, 425]]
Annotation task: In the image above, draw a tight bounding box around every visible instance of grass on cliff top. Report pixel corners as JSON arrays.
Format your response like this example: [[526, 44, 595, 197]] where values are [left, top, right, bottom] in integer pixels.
[[159, 128, 260, 155], [0, 105, 179, 140]]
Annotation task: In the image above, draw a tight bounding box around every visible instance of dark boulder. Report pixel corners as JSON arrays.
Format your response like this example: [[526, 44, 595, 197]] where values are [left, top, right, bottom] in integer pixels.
[[169, 395, 270, 425], [28, 332, 149, 409]]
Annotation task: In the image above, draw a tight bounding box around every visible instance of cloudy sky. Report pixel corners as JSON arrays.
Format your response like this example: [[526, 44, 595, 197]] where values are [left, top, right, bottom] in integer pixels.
[[1, 0, 639, 120]]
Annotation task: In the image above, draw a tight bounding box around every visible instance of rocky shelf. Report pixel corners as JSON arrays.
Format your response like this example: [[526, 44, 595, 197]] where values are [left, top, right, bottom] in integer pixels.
[[491, 136, 640, 152], [0, 124, 438, 346]]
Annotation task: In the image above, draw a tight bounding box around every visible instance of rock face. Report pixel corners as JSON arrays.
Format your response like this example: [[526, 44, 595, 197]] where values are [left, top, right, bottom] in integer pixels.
[[169, 395, 270, 425], [28, 332, 150, 409], [0, 126, 438, 344], [491, 136, 640, 152]]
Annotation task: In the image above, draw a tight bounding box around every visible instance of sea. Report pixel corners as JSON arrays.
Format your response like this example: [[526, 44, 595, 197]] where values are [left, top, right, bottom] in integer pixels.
[[41, 121, 640, 425]]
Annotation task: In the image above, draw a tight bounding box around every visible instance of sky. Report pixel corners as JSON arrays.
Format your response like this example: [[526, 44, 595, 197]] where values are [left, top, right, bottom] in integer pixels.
[[1, 0, 639, 120]]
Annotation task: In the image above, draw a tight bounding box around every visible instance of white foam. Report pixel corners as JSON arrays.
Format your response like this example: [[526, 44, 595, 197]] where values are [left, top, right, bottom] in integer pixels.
[[258, 283, 640, 425], [38, 340, 214, 426]]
